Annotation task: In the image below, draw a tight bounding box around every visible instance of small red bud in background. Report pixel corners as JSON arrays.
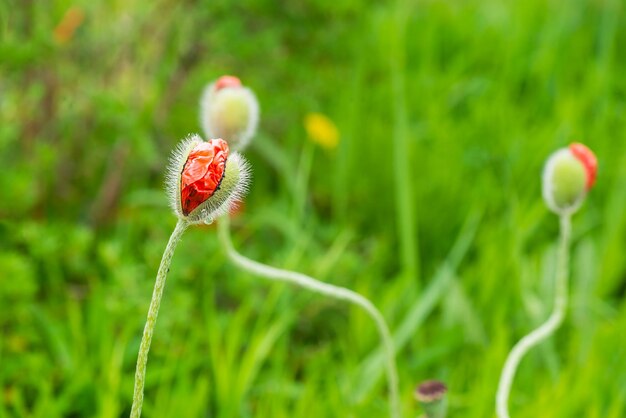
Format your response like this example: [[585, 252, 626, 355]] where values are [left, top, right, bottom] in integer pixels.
[[200, 75, 259, 152], [542, 142, 598, 215]]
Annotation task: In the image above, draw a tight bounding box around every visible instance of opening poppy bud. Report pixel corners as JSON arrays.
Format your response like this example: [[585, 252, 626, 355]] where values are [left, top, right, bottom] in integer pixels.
[[166, 135, 250, 224], [200, 75, 259, 152], [542, 143, 597, 215]]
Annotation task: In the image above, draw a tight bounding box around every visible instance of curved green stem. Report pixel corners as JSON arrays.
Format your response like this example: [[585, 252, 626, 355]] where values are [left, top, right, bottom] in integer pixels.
[[217, 215, 401, 418], [130, 220, 188, 418], [496, 214, 572, 418]]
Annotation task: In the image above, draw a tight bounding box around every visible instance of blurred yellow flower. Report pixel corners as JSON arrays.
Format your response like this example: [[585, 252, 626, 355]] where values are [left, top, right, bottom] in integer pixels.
[[304, 112, 339, 150]]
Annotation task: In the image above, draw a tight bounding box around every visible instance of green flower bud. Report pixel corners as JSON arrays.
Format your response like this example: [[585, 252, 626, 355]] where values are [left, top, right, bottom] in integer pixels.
[[542, 143, 597, 215], [200, 75, 259, 152]]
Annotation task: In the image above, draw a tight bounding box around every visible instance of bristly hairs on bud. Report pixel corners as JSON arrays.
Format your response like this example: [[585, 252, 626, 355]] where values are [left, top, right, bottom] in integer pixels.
[[165, 134, 251, 224]]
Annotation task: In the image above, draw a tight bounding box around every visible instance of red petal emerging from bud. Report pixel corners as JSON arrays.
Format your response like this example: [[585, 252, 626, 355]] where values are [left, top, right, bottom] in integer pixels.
[[569, 142, 597, 190], [181, 138, 229, 216], [214, 75, 242, 91]]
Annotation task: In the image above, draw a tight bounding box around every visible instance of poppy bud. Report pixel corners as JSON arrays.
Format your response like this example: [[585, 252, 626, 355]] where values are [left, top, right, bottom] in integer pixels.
[[166, 135, 250, 224], [542, 143, 597, 215], [415, 380, 448, 418], [200, 75, 259, 152]]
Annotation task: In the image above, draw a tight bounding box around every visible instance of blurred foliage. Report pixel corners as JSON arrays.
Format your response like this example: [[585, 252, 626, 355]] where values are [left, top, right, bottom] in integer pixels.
[[1, 0, 626, 417]]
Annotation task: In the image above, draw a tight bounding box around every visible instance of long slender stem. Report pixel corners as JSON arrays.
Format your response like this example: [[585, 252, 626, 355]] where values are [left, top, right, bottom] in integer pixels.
[[130, 220, 188, 418], [390, 0, 419, 284], [496, 214, 572, 418], [217, 215, 401, 418], [294, 140, 315, 223]]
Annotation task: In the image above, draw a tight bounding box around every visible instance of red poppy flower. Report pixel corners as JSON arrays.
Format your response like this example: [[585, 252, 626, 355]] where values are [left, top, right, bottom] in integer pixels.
[[180, 138, 229, 216]]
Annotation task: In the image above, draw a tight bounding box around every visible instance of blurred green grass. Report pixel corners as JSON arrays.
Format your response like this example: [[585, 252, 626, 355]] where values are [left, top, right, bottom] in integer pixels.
[[1, 0, 626, 417]]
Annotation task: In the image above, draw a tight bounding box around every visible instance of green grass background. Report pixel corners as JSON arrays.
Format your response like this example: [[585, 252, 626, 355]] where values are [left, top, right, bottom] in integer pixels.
[[1, 0, 626, 416]]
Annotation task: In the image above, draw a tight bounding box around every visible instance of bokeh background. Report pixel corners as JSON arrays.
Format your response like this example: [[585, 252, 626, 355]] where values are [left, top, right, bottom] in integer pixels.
[[1, 0, 626, 417]]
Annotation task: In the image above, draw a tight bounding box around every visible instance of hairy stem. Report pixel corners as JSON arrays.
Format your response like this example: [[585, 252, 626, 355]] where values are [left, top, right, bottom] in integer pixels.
[[217, 215, 401, 418], [130, 220, 188, 418], [496, 214, 572, 418]]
